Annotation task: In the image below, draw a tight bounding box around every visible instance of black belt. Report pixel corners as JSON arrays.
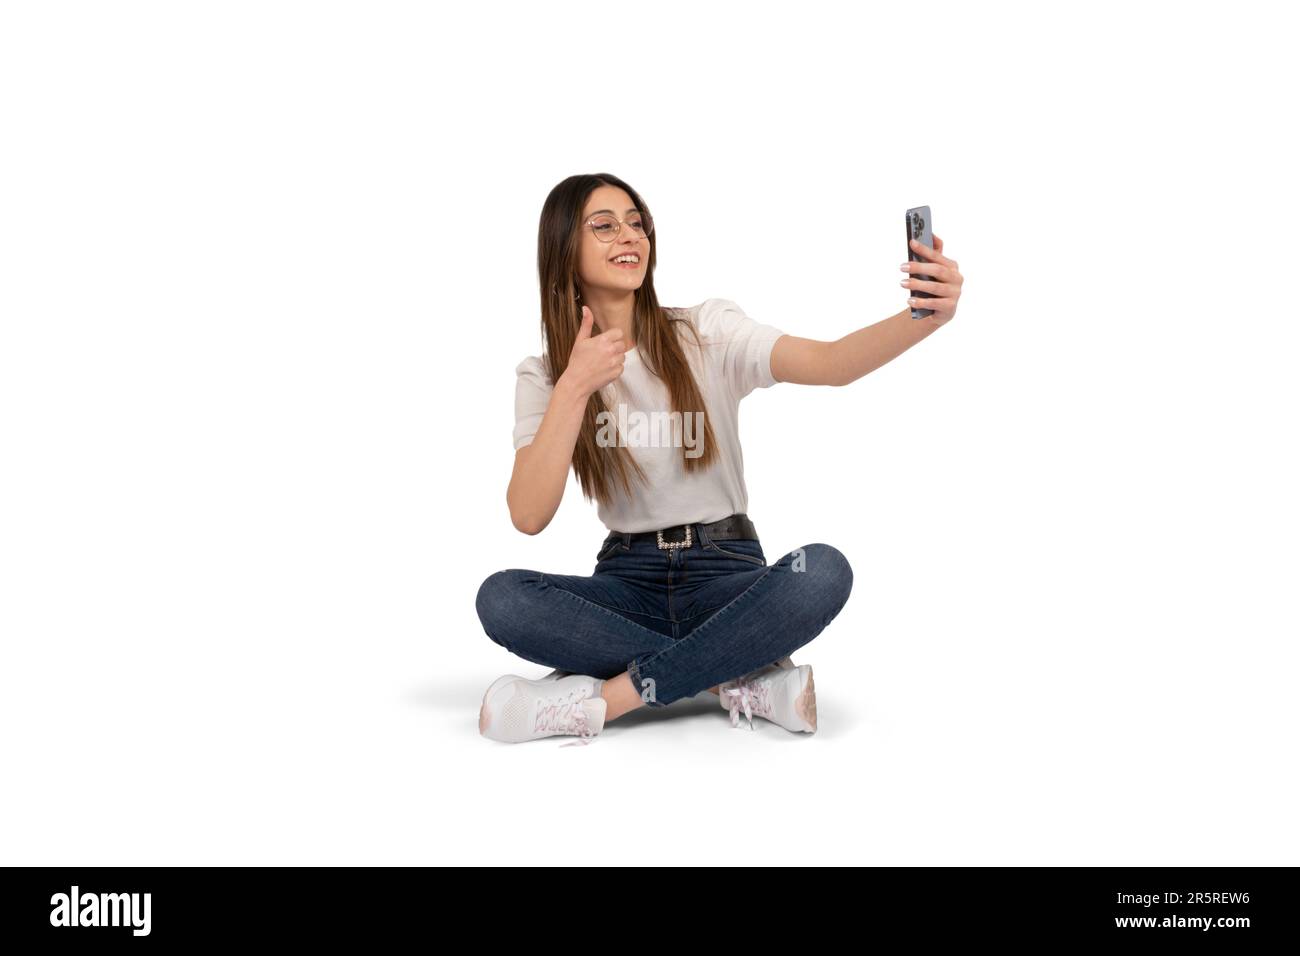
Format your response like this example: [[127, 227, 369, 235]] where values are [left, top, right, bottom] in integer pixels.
[[603, 513, 758, 551]]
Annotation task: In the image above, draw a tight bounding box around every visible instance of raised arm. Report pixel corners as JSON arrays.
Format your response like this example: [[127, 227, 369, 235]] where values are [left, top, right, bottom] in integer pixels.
[[770, 234, 963, 386], [506, 307, 627, 534]]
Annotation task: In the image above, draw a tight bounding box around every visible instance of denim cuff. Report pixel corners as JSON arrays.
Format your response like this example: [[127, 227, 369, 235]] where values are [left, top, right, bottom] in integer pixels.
[[627, 656, 668, 708]]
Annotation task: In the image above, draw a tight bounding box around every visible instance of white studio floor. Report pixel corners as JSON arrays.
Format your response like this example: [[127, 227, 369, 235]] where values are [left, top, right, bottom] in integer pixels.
[[6, 607, 1293, 866]]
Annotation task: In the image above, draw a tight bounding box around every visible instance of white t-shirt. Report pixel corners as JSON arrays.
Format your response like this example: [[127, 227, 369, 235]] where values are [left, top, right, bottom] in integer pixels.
[[512, 298, 786, 533]]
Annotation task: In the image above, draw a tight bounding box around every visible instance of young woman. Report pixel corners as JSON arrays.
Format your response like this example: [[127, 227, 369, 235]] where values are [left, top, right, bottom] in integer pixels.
[[476, 173, 963, 744]]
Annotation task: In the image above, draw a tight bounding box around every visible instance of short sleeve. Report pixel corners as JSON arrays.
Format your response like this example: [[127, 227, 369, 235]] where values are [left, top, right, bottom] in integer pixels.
[[694, 298, 786, 399], [512, 355, 553, 449]]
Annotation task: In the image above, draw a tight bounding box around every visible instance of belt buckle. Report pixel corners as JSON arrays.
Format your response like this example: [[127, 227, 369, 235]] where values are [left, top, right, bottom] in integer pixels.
[[656, 525, 692, 551]]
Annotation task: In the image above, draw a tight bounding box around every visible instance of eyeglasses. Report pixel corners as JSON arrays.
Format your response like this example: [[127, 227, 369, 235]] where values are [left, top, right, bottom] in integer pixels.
[[584, 211, 654, 243]]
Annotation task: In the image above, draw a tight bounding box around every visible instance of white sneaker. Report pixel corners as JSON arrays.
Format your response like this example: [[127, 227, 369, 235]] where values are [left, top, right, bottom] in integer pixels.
[[718, 659, 817, 733], [479, 673, 607, 745]]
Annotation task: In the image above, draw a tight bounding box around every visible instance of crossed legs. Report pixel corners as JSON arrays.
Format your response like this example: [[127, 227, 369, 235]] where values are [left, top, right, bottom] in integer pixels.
[[476, 543, 853, 725]]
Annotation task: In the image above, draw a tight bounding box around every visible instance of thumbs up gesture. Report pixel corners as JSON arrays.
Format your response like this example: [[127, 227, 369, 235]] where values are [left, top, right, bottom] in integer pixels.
[[559, 306, 627, 399]]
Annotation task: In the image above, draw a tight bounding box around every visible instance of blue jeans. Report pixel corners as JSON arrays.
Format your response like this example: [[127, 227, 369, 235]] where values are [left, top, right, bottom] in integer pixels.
[[475, 523, 853, 708]]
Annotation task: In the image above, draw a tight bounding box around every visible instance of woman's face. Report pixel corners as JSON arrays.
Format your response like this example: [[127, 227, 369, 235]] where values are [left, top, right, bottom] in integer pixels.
[[575, 185, 648, 298]]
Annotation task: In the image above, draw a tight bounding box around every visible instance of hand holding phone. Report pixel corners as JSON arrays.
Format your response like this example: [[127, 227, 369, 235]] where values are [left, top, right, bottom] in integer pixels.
[[905, 205, 935, 320]]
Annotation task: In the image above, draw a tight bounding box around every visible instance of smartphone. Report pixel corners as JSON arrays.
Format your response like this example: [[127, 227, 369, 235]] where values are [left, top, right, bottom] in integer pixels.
[[905, 205, 935, 320]]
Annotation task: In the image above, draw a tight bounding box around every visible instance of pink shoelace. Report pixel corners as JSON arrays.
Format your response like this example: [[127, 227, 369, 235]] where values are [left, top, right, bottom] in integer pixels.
[[723, 676, 774, 730], [534, 689, 598, 747]]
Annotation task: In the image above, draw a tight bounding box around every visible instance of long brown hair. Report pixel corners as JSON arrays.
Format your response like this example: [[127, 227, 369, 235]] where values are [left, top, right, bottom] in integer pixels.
[[537, 173, 718, 506]]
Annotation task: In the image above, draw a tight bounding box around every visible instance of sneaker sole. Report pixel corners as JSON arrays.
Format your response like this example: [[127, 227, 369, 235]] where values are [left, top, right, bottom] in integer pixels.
[[792, 666, 817, 733]]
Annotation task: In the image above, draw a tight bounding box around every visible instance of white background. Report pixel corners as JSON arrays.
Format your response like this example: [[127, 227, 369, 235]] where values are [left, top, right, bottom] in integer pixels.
[[2, 1, 1296, 865]]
